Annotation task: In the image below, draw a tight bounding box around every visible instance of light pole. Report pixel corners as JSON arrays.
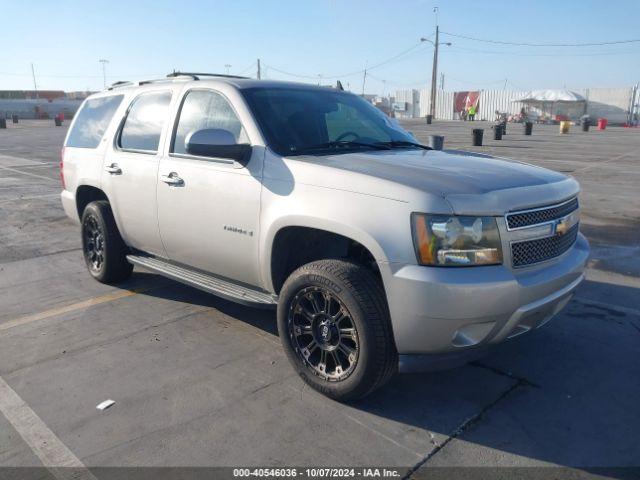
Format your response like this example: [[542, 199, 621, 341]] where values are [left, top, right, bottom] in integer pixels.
[[31, 63, 39, 99], [99, 59, 109, 88], [421, 27, 451, 120]]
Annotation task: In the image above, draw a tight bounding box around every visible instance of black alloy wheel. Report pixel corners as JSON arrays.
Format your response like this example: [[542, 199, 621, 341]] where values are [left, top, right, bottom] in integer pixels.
[[288, 286, 359, 381], [83, 213, 105, 272]]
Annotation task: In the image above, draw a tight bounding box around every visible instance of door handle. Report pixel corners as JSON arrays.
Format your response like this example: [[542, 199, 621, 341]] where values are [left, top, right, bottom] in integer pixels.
[[161, 172, 184, 186], [105, 163, 122, 175]]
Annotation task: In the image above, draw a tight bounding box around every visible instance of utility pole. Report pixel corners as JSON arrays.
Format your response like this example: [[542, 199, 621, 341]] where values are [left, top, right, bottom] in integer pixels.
[[30, 63, 38, 98], [99, 59, 109, 88], [362, 68, 367, 95], [421, 13, 451, 120], [429, 25, 439, 119], [257, 59, 261, 79]]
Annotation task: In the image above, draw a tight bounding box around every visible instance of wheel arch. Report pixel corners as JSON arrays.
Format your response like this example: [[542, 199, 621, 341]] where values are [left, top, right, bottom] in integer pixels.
[[264, 217, 388, 295], [75, 185, 110, 219]]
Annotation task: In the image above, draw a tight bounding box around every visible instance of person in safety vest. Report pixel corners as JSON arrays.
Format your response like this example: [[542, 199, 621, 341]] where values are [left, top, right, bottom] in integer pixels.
[[468, 104, 477, 121]]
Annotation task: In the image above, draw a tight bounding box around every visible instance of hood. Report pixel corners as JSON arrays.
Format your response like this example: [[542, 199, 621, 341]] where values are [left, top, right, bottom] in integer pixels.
[[296, 149, 579, 215]]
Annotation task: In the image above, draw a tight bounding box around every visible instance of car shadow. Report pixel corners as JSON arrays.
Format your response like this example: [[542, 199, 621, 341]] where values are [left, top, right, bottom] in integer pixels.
[[130, 271, 639, 474]]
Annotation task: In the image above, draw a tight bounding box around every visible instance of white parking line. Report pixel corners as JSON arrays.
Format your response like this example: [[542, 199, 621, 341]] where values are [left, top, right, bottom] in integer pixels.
[[0, 154, 48, 167], [0, 165, 58, 182], [0, 193, 60, 205], [0, 376, 97, 480]]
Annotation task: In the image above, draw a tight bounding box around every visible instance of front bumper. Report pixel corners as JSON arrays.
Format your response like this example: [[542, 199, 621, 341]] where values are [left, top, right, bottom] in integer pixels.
[[385, 232, 589, 363]]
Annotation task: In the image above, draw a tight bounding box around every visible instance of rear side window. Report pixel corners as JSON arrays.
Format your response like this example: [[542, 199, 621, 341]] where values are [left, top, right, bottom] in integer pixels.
[[66, 95, 123, 148], [119, 91, 172, 153]]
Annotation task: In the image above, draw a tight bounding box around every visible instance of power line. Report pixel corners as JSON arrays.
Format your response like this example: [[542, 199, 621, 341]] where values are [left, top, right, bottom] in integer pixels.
[[0, 71, 162, 78], [235, 61, 256, 76], [447, 44, 640, 57], [442, 31, 640, 47], [263, 41, 428, 80], [366, 42, 425, 70]]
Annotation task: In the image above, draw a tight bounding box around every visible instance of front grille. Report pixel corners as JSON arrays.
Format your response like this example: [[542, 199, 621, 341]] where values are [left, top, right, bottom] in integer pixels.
[[511, 224, 579, 267], [507, 198, 579, 229]]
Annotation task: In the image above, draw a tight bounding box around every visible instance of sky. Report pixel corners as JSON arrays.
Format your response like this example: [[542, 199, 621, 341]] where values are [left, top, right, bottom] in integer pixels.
[[1, 0, 639, 94]]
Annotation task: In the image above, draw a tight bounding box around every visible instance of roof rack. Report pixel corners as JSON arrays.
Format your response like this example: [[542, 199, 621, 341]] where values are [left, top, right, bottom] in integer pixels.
[[107, 80, 134, 90], [166, 71, 250, 80], [105, 71, 252, 91]]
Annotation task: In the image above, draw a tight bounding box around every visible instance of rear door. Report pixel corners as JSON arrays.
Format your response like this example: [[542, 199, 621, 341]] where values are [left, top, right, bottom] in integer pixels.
[[156, 88, 263, 286], [101, 89, 174, 256]]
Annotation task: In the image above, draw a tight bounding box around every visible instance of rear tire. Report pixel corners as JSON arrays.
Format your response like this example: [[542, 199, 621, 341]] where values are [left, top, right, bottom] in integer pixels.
[[277, 259, 397, 401], [81, 200, 133, 283]]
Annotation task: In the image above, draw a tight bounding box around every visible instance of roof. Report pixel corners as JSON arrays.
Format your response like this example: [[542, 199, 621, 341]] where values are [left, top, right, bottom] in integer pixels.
[[514, 89, 586, 103], [105, 72, 341, 94]]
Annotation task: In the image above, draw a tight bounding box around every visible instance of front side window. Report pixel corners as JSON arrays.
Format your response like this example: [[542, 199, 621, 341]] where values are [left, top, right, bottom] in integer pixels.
[[242, 87, 416, 156], [119, 91, 172, 153], [172, 90, 249, 155], [66, 95, 123, 148]]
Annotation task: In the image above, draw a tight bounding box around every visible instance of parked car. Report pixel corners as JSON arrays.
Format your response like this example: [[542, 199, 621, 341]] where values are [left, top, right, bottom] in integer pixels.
[[60, 73, 589, 401]]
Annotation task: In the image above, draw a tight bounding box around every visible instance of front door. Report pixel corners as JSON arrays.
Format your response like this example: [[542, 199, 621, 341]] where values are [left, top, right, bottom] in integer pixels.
[[157, 89, 263, 287], [101, 89, 174, 257]]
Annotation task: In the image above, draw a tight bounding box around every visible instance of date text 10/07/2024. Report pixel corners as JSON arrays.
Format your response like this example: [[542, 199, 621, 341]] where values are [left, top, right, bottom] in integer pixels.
[[232, 468, 402, 478]]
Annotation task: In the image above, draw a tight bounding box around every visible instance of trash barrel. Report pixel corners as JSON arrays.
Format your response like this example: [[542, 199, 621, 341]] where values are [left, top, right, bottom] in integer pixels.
[[0, 118, 6, 129], [54, 116, 62, 127], [12, 114, 18, 124], [426, 114, 433, 125], [472, 128, 484, 146], [597, 118, 608, 130], [428, 135, 444, 150], [581, 121, 590, 132], [559, 121, 571, 134], [524, 122, 533, 135], [493, 125, 503, 140]]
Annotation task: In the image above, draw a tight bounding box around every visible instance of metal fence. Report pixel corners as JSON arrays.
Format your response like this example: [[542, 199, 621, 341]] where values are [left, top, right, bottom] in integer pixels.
[[394, 86, 638, 124], [0, 98, 83, 119]]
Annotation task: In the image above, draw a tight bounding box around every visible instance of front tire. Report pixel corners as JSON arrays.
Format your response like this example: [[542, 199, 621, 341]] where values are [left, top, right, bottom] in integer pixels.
[[277, 259, 397, 401], [81, 200, 133, 283]]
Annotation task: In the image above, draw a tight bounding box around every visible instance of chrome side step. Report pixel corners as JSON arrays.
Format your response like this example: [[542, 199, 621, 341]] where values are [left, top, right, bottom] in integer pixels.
[[126, 255, 277, 309]]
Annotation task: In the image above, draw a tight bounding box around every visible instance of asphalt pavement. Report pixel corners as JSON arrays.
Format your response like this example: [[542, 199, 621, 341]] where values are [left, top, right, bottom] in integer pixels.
[[0, 119, 638, 479]]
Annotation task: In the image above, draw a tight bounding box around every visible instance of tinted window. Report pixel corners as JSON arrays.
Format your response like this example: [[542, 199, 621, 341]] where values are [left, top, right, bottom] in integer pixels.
[[66, 95, 123, 148], [242, 87, 414, 156], [172, 90, 248, 154], [119, 91, 172, 152]]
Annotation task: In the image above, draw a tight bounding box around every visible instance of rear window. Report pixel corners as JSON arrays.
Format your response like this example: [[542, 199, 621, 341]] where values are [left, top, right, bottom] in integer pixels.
[[119, 91, 172, 153], [66, 95, 124, 148]]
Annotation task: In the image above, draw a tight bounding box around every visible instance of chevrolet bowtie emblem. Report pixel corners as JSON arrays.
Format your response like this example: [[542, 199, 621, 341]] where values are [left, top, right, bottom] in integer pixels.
[[555, 219, 569, 236], [554, 212, 578, 236]]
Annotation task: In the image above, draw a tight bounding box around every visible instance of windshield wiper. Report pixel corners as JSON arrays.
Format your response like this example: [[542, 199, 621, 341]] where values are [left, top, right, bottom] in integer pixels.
[[292, 140, 391, 153], [374, 140, 432, 150]]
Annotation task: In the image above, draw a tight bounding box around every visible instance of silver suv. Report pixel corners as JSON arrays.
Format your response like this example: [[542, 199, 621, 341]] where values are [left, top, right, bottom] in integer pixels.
[[60, 72, 589, 401]]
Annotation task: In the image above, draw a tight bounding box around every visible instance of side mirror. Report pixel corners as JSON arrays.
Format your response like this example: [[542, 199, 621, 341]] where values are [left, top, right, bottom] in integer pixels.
[[185, 128, 252, 164]]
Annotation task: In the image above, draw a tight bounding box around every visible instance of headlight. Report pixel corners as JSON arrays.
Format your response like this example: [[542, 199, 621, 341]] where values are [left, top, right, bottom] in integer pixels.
[[411, 213, 502, 266]]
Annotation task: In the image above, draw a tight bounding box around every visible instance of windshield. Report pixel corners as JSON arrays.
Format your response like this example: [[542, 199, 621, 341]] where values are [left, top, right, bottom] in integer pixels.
[[242, 87, 417, 156]]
